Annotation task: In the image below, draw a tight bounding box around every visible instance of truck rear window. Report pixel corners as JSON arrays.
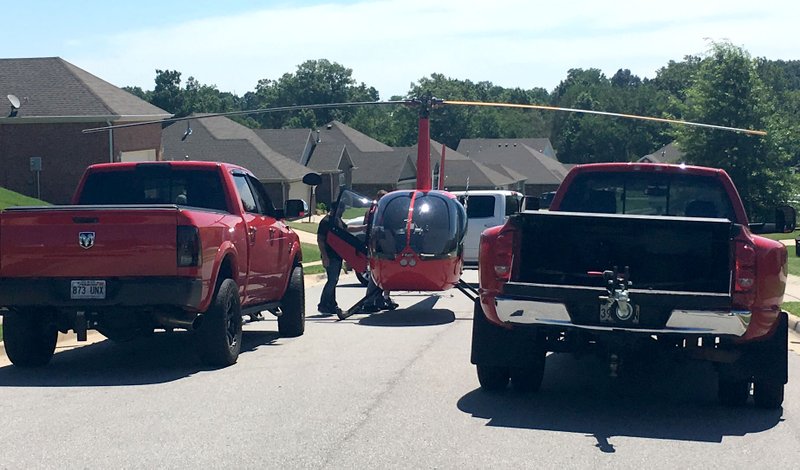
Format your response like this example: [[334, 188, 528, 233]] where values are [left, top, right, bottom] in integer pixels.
[[78, 168, 228, 212], [558, 172, 735, 221]]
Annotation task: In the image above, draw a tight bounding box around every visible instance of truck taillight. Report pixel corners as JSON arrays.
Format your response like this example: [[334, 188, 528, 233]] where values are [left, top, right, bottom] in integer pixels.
[[493, 230, 516, 281], [480, 224, 519, 286], [177, 226, 201, 267], [733, 240, 756, 308]]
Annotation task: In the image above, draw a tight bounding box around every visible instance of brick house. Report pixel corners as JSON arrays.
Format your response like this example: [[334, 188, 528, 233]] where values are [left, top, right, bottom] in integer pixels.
[[0, 57, 170, 203]]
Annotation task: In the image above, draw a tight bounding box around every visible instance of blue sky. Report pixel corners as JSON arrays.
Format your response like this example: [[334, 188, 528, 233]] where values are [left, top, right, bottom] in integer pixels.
[[4, 0, 798, 98]]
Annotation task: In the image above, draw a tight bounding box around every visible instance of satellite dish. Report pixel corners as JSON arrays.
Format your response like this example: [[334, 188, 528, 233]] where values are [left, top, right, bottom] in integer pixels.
[[302, 172, 322, 186], [7, 94, 20, 109]]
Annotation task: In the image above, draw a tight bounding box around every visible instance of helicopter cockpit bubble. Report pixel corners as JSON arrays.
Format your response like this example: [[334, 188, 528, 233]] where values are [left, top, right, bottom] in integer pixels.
[[371, 190, 467, 260]]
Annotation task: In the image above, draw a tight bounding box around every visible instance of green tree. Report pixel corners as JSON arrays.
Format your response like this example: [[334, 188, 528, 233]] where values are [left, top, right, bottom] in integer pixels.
[[251, 59, 379, 129], [550, 68, 665, 163], [151, 69, 184, 115], [675, 42, 797, 219]]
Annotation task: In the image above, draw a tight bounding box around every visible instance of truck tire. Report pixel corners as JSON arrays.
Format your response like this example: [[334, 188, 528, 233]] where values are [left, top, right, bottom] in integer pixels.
[[278, 265, 305, 337], [510, 352, 546, 393], [753, 380, 784, 409], [3, 309, 57, 368], [718, 379, 750, 407], [477, 364, 510, 391], [197, 278, 242, 367]]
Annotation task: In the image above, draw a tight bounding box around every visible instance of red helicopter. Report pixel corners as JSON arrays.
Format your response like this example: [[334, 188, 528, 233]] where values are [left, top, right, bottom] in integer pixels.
[[319, 96, 472, 319], [84, 96, 766, 320]]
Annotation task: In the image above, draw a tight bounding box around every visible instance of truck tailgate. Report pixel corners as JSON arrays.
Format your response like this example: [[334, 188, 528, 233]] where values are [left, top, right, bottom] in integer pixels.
[[1, 206, 179, 277], [514, 211, 733, 294]]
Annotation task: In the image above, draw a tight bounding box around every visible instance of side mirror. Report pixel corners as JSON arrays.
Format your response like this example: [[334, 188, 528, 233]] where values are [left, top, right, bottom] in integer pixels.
[[284, 199, 306, 220], [776, 205, 796, 233], [302, 172, 322, 186], [749, 205, 797, 234]]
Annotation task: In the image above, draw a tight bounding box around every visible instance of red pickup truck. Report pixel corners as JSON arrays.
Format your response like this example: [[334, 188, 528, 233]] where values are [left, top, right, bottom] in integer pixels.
[[0, 161, 306, 368], [473, 163, 794, 408]]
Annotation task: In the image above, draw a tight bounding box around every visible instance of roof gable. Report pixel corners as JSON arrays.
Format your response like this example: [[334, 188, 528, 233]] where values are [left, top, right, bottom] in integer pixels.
[[161, 115, 309, 181], [0, 57, 169, 120]]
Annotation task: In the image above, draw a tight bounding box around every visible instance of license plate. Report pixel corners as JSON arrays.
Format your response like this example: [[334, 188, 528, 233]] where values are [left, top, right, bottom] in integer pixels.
[[70, 280, 106, 299]]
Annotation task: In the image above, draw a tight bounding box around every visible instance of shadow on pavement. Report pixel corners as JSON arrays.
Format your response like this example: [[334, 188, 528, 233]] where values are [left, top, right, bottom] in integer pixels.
[[0, 329, 280, 387], [457, 353, 782, 451], [358, 296, 456, 327]]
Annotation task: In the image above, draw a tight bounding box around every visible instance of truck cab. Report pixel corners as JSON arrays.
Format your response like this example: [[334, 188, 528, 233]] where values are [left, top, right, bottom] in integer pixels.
[[451, 190, 523, 266]]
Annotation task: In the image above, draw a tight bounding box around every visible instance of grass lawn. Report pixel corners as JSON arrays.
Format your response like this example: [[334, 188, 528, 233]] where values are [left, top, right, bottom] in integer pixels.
[[304, 265, 325, 275], [288, 220, 319, 234], [0, 186, 49, 210], [0, 323, 3, 342], [782, 302, 800, 318], [301, 242, 320, 262], [761, 229, 800, 242]]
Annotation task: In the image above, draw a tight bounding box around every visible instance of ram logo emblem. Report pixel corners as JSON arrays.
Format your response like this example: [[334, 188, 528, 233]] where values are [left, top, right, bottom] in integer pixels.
[[79, 232, 95, 249]]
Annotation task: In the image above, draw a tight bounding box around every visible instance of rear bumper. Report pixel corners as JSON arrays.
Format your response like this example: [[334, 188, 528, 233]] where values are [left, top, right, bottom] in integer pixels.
[[0, 277, 204, 311], [495, 298, 749, 337], [496, 282, 745, 337]]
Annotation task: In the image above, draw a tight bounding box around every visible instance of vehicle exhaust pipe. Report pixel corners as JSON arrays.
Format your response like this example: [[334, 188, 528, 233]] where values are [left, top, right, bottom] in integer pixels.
[[154, 312, 203, 331]]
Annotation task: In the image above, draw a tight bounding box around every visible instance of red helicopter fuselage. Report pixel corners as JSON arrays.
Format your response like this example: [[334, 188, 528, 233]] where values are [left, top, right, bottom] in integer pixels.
[[328, 96, 468, 293]]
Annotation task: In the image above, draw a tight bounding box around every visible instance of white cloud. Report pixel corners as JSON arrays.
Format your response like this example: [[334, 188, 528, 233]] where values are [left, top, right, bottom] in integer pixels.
[[70, 0, 799, 97]]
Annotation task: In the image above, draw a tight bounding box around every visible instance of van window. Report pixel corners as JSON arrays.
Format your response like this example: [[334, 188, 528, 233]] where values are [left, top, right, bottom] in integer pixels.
[[504, 194, 521, 216], [462, 195, 495, 218]]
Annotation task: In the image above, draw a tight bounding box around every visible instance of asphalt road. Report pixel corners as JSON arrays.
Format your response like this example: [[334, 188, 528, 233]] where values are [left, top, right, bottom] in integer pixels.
[[2, 271, 800, 468]]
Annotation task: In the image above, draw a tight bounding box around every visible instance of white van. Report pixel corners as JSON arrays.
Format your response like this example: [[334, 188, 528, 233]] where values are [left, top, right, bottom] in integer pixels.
[[451, 190, 524, 266]]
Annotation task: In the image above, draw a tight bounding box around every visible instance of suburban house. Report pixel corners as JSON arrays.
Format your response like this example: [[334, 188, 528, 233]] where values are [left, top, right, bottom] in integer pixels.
[[256, 125, 357, 208], [457, 138, 569, 196], [160, 115, 310, 207], [638, 141, 685, 164], [408, 140, 526, 192], [312, 121, 416, 198], [0, 57, 171, 203]]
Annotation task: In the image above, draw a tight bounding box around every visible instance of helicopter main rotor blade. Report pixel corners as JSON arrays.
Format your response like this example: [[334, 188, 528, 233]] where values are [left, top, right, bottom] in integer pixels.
[[82, 100, 411, 134], [443, 100, 768, 136]]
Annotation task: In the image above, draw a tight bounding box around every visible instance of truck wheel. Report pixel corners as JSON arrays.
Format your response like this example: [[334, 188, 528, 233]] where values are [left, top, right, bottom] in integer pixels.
[[510, 352, 546, 393], [278, 265, 305, 337], [3, 309, 57, 368], [197, 278, 242, 367], [753, 380, 784, 409], [476, 364, 510, 391], [718, 378, 750, 407]]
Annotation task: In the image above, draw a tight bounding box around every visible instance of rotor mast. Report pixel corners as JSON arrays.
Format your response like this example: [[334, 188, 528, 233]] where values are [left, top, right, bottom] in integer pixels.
[[413, 94, 443, 192]]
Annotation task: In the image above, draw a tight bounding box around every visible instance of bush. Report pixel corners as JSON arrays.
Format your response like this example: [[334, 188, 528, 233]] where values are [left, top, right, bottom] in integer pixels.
[[316, 202, 327, 214]]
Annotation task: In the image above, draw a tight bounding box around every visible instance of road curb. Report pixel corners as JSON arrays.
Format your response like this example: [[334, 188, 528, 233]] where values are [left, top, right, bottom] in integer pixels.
[[788, 312, 800, 334]]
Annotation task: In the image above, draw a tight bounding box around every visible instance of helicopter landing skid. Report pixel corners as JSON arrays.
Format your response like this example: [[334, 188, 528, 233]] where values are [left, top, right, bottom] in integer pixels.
[[455, 279, 479, 302], [337, 292, 398, 321]]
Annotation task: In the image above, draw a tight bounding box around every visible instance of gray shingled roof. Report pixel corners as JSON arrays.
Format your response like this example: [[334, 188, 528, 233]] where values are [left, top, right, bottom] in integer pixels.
[[253, 128, 313, 164], [457, 138, 568, 185], [459, 137, 557, 159], [312, 121, 411, 184], [411, 140, 525, 189], [0, 57, 170, 120], [161, 114, 309, 182], [639, 141, 685, 164]]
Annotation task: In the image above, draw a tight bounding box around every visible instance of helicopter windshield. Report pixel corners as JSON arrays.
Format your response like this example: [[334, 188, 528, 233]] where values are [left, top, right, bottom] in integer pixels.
[[371, 191, 467, 259]]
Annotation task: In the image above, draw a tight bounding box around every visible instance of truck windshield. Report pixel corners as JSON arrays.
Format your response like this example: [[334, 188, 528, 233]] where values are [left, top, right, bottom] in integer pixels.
[[78, 168, 228, 212], [559, 172, 736, 221]]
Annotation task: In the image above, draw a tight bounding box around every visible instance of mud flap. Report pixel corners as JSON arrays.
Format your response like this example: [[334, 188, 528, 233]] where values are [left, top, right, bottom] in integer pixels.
[[471, 300, 541, 368], [718, 311, 788, 384]]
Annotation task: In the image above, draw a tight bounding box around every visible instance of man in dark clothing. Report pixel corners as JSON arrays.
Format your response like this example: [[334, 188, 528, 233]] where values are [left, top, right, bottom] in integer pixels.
[[317, 203, 344, 316]]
